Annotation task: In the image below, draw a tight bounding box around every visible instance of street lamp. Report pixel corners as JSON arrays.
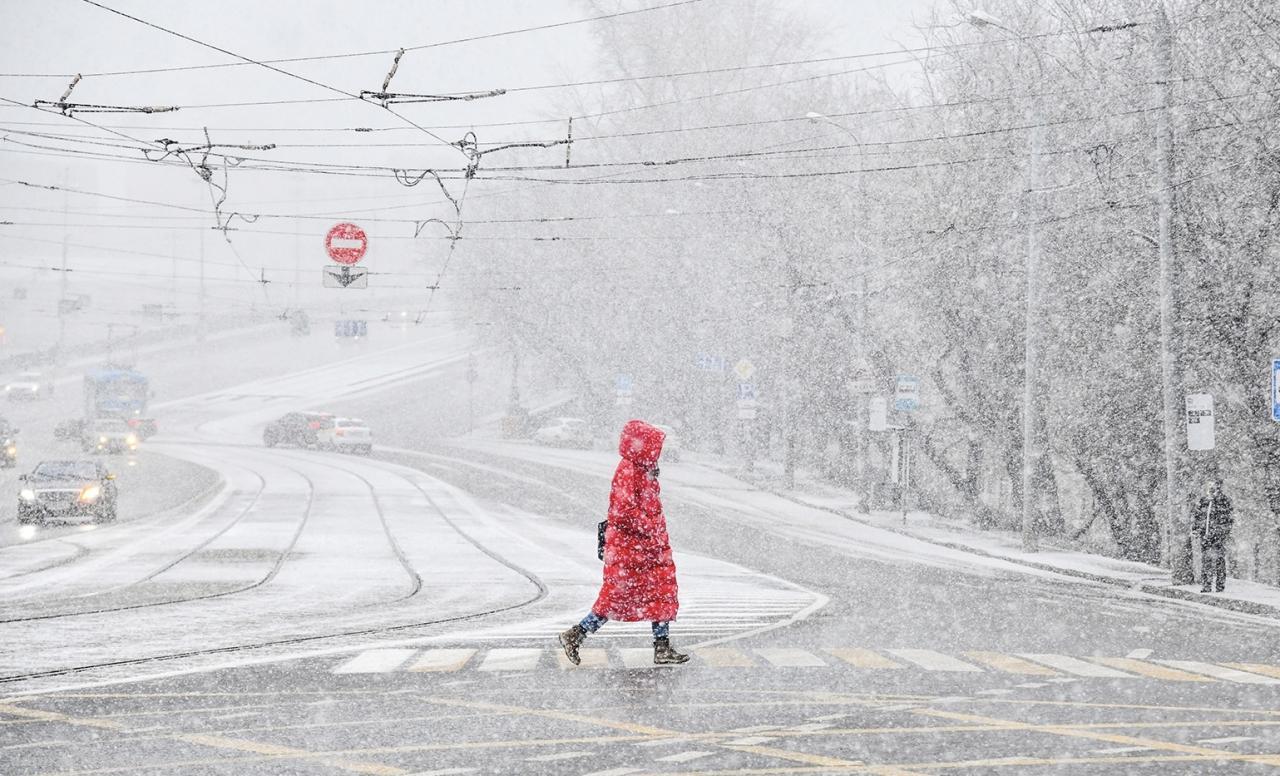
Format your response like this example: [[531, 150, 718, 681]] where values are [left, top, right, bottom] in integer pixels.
[[806, 111, 872, 510], [963, 10, 1044, 553]]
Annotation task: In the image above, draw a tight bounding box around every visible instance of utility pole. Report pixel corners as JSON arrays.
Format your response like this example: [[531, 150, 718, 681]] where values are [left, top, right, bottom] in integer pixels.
[[1155, 5, 1188, 581], [57, 168, 69, 367], [1021, 105, 1044, 553], [198, 227, 207, 342]]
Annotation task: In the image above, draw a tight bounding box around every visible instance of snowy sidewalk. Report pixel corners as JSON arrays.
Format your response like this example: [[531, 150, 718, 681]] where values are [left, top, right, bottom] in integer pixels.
[[744, 466, 1280, 621]]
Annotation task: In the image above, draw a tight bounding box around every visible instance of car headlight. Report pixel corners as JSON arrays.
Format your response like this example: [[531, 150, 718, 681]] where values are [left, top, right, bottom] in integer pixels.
[[19, 488, 35, 501], [5, 445, 15, 455], [99, 436, 108, 443], [79, 484, 101, 503], [126, 434, 138, 445]]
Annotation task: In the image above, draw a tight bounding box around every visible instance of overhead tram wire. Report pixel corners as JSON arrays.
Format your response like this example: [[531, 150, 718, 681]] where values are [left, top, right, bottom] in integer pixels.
[[76, 0, 461, 155], [9, 0, 706, 80]]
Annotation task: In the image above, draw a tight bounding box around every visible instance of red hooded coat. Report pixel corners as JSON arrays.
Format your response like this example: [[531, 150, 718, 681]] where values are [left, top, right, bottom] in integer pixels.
[[591, 420, 680, 622]]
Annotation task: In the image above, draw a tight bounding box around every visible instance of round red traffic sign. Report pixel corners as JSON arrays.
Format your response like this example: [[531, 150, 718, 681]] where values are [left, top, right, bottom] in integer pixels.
[[325, 222, 367, 265]]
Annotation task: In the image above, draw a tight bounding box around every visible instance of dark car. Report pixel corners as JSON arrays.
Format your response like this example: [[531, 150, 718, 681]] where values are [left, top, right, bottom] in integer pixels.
[[263, 411, 334, 448], [18, 459, 118, 524]]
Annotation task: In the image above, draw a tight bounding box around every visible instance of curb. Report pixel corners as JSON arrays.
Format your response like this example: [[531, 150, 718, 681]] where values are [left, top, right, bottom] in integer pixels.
[[761, 485, 1280, 622]]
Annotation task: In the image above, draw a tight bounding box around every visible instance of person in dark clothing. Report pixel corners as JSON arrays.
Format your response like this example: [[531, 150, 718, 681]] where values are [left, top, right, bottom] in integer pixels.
[[1191, 479, 1234, 593]]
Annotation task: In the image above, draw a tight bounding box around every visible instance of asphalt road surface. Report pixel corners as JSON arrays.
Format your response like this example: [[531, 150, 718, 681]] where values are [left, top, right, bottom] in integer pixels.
[[5, 324, 1280, 775]]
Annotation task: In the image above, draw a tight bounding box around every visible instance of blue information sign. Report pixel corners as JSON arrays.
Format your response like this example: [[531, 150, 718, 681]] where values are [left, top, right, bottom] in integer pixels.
[[1272, 359, 1280, 423]]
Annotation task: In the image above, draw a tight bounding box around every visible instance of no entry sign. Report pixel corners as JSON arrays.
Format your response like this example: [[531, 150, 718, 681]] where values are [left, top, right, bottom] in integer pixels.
[[325, 222, 367, 265]]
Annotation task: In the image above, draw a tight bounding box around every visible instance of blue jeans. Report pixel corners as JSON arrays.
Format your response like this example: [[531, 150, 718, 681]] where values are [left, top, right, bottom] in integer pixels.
[[579, 612, 669, 640]]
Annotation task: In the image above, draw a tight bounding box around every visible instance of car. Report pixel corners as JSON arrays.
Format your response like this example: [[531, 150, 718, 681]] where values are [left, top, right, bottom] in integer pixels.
[[0, 419, 16, 469], [532, 417, 593, 449], [82, 418, 138, 454], [54, 418, 86, 441], [18, 459, 118, 524], [653, 424, 683, 463], [320, 417, 373, 455], [263, 411, 334, 448], [4, 371, 53, 401]]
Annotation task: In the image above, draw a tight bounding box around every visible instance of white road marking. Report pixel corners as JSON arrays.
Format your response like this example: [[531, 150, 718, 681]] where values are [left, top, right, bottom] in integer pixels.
[[656, 750, 716, 762], [409, 649, 475, 672], [975, 689, 1014, 696], [402, 769, 476, 775], [1090, 746, 1152, 754], [1018, 654, 1136, 678], [558, 648, 609, 669], [477, 648, 543, 672], [1015, 683, 1048, 689], [754, 648, 827, 667], [725, 736, 777, 746], [332, 649, 417, 674], [729, 725, 778, 733], [619, 648, 661, 669], [785, 722, 835, 732], [1196, 736, 1256, 744], [526, 751, 593, 762], [581, 768, 644, 776], [887, 649, 982, 672], [1154, 661, 1280, 685], [1126, 648, 1154, 659]]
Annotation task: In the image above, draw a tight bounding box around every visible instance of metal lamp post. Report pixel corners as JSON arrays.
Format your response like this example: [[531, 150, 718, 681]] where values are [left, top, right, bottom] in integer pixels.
[[805, 111, 872, 508]]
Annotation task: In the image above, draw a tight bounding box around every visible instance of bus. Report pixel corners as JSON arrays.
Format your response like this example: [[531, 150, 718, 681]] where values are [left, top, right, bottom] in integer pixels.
[[84, 368, 149, 420]]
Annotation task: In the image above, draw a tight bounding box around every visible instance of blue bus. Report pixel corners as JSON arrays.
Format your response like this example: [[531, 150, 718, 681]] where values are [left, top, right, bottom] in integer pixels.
[[84, 368, 149, 420]]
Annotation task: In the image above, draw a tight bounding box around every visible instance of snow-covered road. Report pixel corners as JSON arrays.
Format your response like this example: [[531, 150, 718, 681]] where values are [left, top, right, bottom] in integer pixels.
[[0, 323, 823, 688]]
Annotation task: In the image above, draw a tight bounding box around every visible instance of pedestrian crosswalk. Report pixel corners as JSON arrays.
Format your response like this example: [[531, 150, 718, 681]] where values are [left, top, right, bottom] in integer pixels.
[[329, 645, 1280, 684]]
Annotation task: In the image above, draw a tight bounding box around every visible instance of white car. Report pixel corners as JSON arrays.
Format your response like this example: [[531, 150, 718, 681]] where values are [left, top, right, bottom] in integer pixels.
[[5, 371, 53, 401], [653, 424, 683, 462], [532, 417, 592, 449], [320, 417, 373, 455]]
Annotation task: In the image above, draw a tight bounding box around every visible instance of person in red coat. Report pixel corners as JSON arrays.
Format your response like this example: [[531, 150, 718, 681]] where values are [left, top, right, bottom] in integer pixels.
[[559, 419, 688, 665]]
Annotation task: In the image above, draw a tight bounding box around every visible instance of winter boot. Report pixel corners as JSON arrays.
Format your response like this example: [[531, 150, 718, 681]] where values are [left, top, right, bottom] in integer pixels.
[[653, 636, 689, 665], [559, 624, 586, 666]]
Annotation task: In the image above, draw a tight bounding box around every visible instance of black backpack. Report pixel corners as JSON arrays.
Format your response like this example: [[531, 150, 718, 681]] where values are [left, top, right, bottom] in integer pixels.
[[597, 521, 607, 561]]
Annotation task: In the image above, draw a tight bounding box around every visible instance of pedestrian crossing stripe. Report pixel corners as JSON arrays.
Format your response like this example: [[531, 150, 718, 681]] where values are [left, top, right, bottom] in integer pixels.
[[329, 647, 1280, 684]]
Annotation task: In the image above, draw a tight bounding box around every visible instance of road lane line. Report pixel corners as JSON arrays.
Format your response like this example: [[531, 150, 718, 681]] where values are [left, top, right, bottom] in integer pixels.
[[963, 652, 1058, 676], [1197, 736, 1256, 744], [619, 648, 662, 669], [1153, 661, 1280, 684], [719, 743, 863, 768], [476, 649, 543, 672], [1089, 658, 1213, 682], [173, 733, 406, 775], [557, 648, 608, 669], [0, 703, 122, 729], [825, 648, 903, 669], [333, 649, 418, 674], [580, 768, 643, 776], [408, 649, 475, 673], [655, 750, 715, 762], [1017, 654, 1136, 678], [724, 736, 777, 745], [693, 647, 755, 667], [887, 650, 982, 672], [525, 751, 592, 762], [1223, 662, 1280, 679], [1127, 648, 1154, 659], [754, 648, 827, 667], [418, 696, 679, 737], [914, 708, 1280, 765]]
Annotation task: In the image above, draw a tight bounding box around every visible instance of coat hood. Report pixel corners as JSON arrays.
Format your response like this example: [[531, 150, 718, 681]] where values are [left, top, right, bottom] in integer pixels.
[[618, 419, 664, 468]]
